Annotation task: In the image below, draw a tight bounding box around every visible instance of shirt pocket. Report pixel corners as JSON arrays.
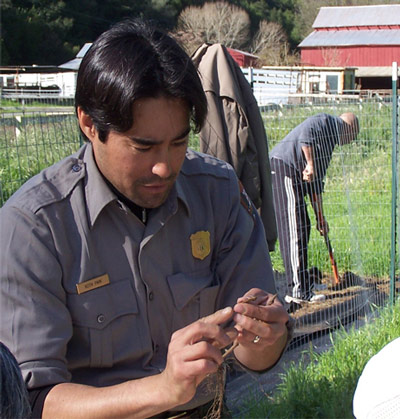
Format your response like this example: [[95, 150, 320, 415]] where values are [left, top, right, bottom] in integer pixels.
[[167, 269, 220, 332], [66, 278, 139, 368]]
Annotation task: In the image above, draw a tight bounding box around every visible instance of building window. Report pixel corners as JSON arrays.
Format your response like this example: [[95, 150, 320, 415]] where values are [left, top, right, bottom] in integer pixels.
[[326, 75, 338, 94], [310, 82, 320, 93]]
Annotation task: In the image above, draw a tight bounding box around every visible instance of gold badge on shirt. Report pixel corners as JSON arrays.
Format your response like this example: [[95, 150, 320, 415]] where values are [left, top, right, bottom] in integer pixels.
[[190, 231, 211, 260]]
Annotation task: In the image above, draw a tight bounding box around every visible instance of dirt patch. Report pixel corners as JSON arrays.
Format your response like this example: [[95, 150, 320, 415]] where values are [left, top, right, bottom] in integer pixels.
[[274, 270, 396, 336]]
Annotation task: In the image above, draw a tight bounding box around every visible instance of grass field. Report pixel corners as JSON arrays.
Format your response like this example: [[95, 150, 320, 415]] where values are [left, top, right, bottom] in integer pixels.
[[237, 300, 400, 418], [0, 113, 81, 203]]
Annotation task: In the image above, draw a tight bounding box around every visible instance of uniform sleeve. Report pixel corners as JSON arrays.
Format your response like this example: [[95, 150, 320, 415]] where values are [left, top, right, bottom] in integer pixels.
[[214, 169, 276, 310], [0, 204, 73, 390]]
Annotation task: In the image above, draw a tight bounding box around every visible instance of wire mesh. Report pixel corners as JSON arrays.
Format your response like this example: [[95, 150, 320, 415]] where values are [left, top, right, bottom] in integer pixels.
[[0, 105, 81, 205], [0, 93, 398, 344]]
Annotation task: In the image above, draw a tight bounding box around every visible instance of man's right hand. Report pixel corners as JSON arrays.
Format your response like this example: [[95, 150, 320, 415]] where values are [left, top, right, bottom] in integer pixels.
[[317, 216, 329, 236], [44, 307, 237, 419], [160, 306, 237, 407], [302, 163, 315, 182]]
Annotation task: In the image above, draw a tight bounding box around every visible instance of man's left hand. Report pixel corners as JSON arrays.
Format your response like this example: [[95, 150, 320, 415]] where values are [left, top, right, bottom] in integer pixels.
[[231, 288, 290, 371]]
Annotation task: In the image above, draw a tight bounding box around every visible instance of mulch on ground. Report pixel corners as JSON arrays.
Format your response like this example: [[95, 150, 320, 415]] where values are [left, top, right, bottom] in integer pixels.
[[274, 270, 398, 337]]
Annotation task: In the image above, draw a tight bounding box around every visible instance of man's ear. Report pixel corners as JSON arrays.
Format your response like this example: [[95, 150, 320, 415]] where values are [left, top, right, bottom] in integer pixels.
[[77, 107, 97, 142]]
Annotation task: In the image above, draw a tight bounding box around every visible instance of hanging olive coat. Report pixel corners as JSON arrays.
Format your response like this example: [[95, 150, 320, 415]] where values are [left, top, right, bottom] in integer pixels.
[[192, 43, 277, 251]]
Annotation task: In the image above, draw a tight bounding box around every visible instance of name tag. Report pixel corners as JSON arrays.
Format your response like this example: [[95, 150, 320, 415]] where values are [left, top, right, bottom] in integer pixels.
[[76, 274, 110, 295]]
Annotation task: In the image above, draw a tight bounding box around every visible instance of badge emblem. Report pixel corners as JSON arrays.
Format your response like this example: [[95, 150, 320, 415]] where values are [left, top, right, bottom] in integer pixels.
[[190, 231, 211, 260]]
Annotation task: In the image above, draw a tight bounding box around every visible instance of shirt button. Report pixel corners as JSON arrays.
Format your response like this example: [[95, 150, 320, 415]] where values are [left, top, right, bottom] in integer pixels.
[[72, 164, 81, 172], [148, 291, 154, 301], [154, 344, 159, 353], [97, 314, 105, 323]]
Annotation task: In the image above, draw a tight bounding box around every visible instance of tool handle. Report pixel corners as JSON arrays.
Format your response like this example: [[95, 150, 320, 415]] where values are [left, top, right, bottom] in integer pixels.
[[324, 234, 340, 285], [312, 193, 341, 285]]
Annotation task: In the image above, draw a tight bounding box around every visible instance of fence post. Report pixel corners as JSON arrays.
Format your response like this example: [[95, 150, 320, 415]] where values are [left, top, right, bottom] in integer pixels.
[[390, 62, 398, 305], [249, 67, 254, 91]]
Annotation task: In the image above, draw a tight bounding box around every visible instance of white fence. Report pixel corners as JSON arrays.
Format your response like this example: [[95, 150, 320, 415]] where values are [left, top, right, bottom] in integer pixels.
[[1, 66, 357, 105]]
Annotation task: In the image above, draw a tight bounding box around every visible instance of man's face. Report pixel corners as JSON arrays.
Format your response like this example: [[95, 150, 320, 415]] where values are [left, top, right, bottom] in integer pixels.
[[90, 96, 190, 208]]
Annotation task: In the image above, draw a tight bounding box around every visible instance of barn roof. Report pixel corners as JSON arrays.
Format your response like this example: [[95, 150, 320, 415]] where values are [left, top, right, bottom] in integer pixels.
[[226, 47, 258, 59], [59, 43, 92, 70], [299, 29, 400, 47], [313, 5, 400, 28]]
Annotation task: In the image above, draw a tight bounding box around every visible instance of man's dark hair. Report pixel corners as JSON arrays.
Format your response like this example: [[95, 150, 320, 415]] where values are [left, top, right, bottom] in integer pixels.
[[75, 18, 207, 142], [0, 342, 31, 418]]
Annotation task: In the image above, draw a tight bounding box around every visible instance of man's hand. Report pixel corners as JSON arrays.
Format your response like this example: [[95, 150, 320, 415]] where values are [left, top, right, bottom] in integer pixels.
[[231, 289, 290, 371], [316, 215, 329, 236], [311, 193, 329, 236], [43, 308, 237, 419], [303, 163, 315, 182], [160, 307, 237, 407]]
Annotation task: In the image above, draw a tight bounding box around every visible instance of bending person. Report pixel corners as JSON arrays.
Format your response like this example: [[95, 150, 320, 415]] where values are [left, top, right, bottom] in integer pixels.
[[270, 113, 359, 312]]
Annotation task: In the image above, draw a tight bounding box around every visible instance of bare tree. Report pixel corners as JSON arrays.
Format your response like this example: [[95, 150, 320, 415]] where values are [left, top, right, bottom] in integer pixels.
[[251, 20, 299, 66], [251, 21, 287, 55], [175, 2, 250, 55]]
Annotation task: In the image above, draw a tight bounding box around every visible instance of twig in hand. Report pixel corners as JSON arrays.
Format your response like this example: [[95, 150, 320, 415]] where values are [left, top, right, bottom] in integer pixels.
[[207, 293, 278, 419], [222, 341, 239, 359]]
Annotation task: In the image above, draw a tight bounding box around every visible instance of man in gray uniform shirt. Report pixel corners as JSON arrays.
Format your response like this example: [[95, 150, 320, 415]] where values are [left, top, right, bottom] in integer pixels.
[[270, 113, 359, 312], [0, 19, 291, 418]]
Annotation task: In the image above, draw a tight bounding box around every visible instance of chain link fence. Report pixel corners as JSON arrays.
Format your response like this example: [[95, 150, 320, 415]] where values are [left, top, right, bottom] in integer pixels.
[[0, 105, 80, 204]]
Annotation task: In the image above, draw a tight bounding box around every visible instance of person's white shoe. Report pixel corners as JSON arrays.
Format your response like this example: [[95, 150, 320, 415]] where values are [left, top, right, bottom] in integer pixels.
[[309, 293, 326, 302], [285, 295, 303, 304], [285, 292, 326, 305]]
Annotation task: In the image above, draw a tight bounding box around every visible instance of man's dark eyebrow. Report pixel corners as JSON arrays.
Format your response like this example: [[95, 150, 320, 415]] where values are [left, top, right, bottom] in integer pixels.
[[128, 127, 191, 146]]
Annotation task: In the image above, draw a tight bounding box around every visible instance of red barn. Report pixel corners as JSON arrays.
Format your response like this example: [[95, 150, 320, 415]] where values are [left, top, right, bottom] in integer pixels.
[[226, 47, 259, 68], [299, 5, 400, 89]]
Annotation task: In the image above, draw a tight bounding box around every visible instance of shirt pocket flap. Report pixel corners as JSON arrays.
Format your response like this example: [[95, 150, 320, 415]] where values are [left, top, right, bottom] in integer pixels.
[[67, 279, 138, 330], [167, 270, 214, 311]]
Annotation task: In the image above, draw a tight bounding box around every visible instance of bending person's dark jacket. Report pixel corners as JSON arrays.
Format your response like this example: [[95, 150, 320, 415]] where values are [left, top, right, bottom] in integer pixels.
[[270, 113, 344, 195]]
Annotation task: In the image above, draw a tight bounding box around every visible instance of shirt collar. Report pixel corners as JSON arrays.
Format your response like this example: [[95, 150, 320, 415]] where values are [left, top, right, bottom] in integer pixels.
[[83, 143, 116, 227]]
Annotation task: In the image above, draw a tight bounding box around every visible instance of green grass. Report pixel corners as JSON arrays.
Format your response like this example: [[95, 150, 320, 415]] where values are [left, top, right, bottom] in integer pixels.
[[237, 299, 400, 418], [0, 114, 81, 203], [0, 98, 75, 108]]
